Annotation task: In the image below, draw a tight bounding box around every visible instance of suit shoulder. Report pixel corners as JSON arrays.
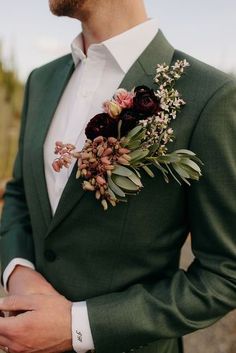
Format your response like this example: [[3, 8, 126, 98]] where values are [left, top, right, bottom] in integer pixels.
[[30, 53, 73, 81], [173, 50, 235, 93]]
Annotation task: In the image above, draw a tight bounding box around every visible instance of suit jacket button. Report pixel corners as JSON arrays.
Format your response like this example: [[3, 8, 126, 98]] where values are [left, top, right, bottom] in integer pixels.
[[44, 249, 57, 262]]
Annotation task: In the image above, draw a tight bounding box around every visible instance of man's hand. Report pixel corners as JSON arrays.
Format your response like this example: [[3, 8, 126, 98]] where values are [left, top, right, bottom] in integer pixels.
[[0, 294, 73, 353], [8, 266, 58, 296]]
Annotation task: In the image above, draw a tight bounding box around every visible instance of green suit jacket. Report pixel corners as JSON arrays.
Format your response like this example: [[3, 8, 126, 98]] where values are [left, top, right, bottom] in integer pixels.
[[1, 31, 236, 353]]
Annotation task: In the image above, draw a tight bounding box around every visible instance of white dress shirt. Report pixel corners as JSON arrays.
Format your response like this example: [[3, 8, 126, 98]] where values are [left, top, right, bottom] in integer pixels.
[[3, 18, 159, 352]]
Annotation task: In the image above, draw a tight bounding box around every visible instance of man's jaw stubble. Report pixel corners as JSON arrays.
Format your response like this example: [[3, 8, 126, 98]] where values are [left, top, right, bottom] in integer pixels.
[[48, 0, 87, 18]]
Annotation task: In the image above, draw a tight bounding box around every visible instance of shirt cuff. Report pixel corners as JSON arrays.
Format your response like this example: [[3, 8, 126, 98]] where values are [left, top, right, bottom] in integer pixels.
[[3, 258, 35, 292], [72, 301, 95, 353]]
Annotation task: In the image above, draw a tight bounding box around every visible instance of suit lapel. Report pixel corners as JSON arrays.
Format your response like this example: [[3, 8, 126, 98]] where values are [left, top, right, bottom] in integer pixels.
[[46, 30, 175, 236], [30, 56, 75, 229]]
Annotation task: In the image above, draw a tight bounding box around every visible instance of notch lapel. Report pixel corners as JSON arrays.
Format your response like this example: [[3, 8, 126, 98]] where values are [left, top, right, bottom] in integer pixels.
[[30, 56, 75, 229], [46, 30, 175, 236]]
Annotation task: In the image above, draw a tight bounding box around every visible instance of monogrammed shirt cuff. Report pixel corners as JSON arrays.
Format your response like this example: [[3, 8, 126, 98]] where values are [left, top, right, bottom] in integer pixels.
[[72, 301, 95, 353]]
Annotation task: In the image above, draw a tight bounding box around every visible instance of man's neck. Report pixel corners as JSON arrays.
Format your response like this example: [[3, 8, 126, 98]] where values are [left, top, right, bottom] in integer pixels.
[[81, 0, 148, 54]]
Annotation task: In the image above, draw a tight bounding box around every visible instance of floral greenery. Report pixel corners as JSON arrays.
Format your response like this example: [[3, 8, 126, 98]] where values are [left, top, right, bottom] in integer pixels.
[[53, 60, 203, 210]]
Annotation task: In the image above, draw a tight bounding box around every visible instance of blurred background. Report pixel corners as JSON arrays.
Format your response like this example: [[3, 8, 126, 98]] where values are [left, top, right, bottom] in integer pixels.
[[0, 1, 235, 352]]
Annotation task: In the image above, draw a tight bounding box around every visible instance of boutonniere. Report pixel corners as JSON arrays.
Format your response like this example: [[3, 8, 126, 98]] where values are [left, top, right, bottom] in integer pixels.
[[52, 59, 203, 210]]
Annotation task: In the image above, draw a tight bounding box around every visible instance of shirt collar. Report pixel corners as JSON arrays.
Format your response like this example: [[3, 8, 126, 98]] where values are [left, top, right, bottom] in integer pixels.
[[71, 18, 159, 73], [71, 34, 86, 65]]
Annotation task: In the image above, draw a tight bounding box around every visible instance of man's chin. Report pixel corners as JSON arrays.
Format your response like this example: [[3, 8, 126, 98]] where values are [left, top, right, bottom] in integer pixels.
[[48, 0, 83, 18]]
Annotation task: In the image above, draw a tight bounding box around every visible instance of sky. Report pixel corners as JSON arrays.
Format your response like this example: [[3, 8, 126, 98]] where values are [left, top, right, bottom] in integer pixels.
[[0, 0, 236, 81]]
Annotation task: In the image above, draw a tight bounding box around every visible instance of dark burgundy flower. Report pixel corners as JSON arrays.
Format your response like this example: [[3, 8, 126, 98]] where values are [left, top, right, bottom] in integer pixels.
[[133, 85, 160, 117], [85, 113, 118, 140], [120, 109, 139, 136]]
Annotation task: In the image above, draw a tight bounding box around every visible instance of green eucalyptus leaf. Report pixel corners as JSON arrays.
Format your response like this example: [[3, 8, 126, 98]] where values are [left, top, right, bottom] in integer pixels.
[[129, 149, 149, 161], [123, 191, 140, 195], [128, 172, 143, 187], [131, 130, 146, 142], [127, 139, 142, 150], [107, 187, 117, 201], [157, 154, 181, 164], [165, 163, 181, 185], [180, 158, 202, 174], [151, 160, 168, 173], [113, 166, 142, 187], [126, 125, 143, 139], [174, 149, 196, 156], [190, 155, 204, 166], [179, 164, 201, 180], [130, 167, 141, 178], [148, 143, 160, 155], [180, 176, 191, 186], [112, 175, 139, 191], [108, 177, 126, 198], [112, 165, 133, 177], [142, 165, 155, 178], [172, 163, 191, 179]]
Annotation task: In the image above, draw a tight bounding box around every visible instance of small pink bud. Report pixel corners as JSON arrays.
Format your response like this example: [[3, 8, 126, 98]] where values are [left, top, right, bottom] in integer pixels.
[[118, 148, 130, 154], [95, 190, 101, 200], [96, 176, 106, 186], [108, 137, 117, 144], [91, 178, 96, 185], [97, 146, 105, 157], [102, 148, 113, 157], [79, 164, 87, 170], [66, 143, 76, 150], [52, 160, 61, 172], [101, 157, 111, 165], [83, 181, 95, 191], [117, 157, 130, 165], [122, 154, 131, 161], [109, 199, 117, 207], [73, 152, 81, 158], [104, 165, 115, 170], [100, 186, 105, 195], [81, 152, 91, 160], [101, 199, 108, 211], [76, 169, 81, 179], [94, 136, 104, 144], [89, 158, 97, 163], [55, 141, 63, 147]]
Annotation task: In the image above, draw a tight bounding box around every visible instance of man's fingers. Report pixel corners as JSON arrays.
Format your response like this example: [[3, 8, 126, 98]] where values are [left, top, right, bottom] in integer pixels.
[[0, 333, 11, 347], [0, 296, 35, 312], [0, 316, 17, 334]]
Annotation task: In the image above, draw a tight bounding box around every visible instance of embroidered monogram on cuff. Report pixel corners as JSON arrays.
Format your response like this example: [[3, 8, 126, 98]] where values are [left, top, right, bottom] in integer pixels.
[[72, 302, 95, 353]]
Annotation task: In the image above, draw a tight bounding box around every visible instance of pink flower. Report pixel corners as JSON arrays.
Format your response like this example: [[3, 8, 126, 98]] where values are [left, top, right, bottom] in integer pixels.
[[114, 89, 134, 109], [103, 100, 122, 118]]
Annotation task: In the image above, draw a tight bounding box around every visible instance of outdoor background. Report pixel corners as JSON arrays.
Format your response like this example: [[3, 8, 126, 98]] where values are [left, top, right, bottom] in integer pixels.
[[0, 1, 235, 352]]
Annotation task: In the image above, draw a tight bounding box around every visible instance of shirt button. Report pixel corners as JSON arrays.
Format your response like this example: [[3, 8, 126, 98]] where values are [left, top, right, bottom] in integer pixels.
[[44, 249, 57, 262]]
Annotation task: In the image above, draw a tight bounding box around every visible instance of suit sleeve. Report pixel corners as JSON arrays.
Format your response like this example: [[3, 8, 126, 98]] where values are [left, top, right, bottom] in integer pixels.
[[86, 80, 236, 353], [0, 72, 35, 276]]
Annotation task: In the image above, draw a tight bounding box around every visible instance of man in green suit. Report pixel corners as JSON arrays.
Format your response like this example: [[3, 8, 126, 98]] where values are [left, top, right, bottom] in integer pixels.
[[0, 0, 236, 352]]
